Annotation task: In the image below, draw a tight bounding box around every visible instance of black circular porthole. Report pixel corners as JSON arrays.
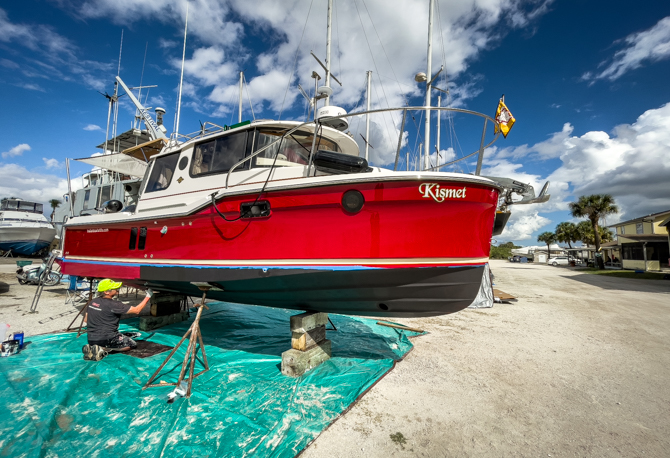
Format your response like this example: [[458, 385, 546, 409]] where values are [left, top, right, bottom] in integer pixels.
[[342, 190, 365, 214], [378, 303, 389, 311], [178, 156, 188, 170]]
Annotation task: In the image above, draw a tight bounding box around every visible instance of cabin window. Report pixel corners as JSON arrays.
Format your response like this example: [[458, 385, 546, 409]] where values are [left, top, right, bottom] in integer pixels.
[[83, 190, 91, 209], [191, 131, 249, 177], [144, 153, 180, 193], [100, 185, 112, 205], [250, 129, 339, 168], [18, 201, 36, 212], [1, 200, 18, 210]]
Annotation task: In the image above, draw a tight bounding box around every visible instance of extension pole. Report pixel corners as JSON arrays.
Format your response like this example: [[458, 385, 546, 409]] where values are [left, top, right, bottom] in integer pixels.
[[365, 71, 371, 161], [423, 0, 434, 170], [238, 71, 243, 123]]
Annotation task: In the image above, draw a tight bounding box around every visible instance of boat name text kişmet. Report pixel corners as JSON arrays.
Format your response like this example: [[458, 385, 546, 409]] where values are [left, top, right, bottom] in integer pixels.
[[419, 184, 467, 202]]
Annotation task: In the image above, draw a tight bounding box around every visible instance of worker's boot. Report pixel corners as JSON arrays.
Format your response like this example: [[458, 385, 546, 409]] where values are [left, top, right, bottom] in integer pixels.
[[90, 345, 108, 361], [82, 344, 93, 361]]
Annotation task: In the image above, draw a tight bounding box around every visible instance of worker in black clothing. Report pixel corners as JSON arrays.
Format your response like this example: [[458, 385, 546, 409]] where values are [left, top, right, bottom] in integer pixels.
[[82, 279, 154, 361]]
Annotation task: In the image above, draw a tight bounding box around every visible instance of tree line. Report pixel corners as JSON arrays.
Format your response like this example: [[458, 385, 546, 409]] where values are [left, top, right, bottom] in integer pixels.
[[537, 194, 618, 269]]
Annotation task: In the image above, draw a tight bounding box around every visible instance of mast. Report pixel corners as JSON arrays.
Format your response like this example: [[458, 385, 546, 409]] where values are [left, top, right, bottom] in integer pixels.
[[324, 0, 333, 106], [365, 71, 371, 161], [238, 71, 243, 123], [175, 1, 189, 136], [66, 158, 74, 217], [424, 0, 434, 170], [436, 94, 441, 168]]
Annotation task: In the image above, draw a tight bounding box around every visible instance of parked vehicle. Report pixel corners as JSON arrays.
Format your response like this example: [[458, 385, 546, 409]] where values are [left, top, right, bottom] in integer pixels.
[[16, 256, 62, 286], [547, 256, 573, 266]]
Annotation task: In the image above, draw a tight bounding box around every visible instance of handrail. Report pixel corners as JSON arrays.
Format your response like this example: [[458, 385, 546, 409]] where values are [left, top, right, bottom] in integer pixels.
[[189, 105, 501, 193]]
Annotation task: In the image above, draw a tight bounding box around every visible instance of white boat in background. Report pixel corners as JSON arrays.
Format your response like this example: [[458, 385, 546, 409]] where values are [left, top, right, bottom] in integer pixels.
[[0, 198, 56, 256]]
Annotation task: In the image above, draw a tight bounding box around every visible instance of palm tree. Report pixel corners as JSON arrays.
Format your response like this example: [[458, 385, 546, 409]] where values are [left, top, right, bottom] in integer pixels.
[[576, 221, 595, 245], [569, 194, 618, 269], [49, 199, 61, 221], [555, 222, 578, 249], [537, 231, 556, 258]]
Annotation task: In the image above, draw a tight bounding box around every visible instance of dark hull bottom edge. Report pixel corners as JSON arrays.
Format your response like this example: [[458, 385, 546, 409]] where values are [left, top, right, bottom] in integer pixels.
[[134, 264, 485, 318]]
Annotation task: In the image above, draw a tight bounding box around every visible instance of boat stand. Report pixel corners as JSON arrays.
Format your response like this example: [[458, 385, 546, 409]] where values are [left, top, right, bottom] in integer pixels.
[[143, 287, 210, 398], [65, 279, 94, 338]]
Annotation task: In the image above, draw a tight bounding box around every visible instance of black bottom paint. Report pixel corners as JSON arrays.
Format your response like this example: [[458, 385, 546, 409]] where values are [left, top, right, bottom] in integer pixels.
[[137, 265, 484, 318]]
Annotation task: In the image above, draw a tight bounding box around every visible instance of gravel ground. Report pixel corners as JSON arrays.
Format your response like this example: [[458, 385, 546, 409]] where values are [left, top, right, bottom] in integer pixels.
[[2, 259, 669, 457], [0, 260, 147, 336]]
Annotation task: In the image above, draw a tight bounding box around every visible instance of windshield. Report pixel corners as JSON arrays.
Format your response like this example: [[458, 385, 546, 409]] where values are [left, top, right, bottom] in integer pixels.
[[191, 131, 248, 177], [251, 129, 339, 168], [144, 153, 180, 193]]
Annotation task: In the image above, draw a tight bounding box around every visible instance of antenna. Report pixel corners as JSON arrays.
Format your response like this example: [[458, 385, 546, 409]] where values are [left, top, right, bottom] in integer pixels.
[[424, 0, 434, 170], [365, 70, 371, 160], [175, 1, 189, 137], [297, 84, 313, 119], [325, 0, 333, 106], [136, 42, 149, 130], [117, 30, 123, 77], [238, 71, 243, 123], [297, 84, 313, 106]]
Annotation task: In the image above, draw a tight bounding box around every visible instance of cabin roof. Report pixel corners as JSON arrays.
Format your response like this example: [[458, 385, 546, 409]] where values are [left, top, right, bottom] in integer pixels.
[[95, 128, 154, 152], [159, 120, 360, 159]]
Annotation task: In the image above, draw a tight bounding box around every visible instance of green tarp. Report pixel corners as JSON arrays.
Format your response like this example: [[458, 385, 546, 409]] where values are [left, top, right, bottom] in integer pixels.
[[0, 302, 421, 457]]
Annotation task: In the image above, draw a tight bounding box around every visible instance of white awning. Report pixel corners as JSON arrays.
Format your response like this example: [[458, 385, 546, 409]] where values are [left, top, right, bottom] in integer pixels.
[[75, 153, 148, 177]]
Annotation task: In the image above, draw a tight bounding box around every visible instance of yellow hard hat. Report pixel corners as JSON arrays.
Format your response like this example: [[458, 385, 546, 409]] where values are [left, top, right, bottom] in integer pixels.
[[98, 279, 123, 292]]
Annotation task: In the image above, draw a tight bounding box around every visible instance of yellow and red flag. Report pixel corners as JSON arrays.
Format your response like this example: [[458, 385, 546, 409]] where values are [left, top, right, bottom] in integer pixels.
[[494, 97, 515, 138]]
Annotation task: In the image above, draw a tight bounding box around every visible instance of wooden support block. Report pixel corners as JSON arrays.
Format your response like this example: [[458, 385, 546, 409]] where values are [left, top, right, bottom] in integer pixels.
[[493, 289, 516, 301], [140, 311, 188, 331], [150, 294, 185, 317], [290, 311, 328, 333], [281, 340, 332, 377], [291, 325, 326, 351]]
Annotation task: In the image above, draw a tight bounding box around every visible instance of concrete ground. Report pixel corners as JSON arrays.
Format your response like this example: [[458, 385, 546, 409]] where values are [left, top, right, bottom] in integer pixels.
[[2, 259, 669, 456]]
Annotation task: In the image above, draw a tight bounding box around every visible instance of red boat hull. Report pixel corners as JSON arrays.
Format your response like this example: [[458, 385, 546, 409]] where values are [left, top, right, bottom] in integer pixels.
[[62, 179, 498, 317]]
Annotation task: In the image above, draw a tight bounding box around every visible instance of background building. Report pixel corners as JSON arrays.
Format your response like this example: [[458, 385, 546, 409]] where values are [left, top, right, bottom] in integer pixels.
[[608, 210, 670, 271]]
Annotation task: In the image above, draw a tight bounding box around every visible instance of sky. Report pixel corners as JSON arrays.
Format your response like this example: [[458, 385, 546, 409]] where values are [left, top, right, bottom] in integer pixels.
[[1, 0, 669, 245]]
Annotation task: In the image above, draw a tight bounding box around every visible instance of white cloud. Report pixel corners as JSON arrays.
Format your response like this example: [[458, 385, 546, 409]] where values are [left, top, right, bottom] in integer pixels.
[[83, 124, 102, 131], [499, 208, 551, 241], [15, 82, 46, 92], [61, 0, 553, 119], [486, 101, 670, 242], [1, 143, 30, 159], [42, 158, 61, 169], [0, 163, 71, 207], [583, 16, 670, 82], [0, 8, 113, 91]]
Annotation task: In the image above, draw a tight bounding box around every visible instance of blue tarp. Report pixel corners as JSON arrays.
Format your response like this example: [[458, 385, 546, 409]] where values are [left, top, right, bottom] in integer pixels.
[[0, 302, 421, 457]]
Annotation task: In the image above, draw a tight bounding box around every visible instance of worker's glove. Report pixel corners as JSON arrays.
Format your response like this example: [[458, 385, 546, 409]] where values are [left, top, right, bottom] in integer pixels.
[[145, 288, 154, 298]]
